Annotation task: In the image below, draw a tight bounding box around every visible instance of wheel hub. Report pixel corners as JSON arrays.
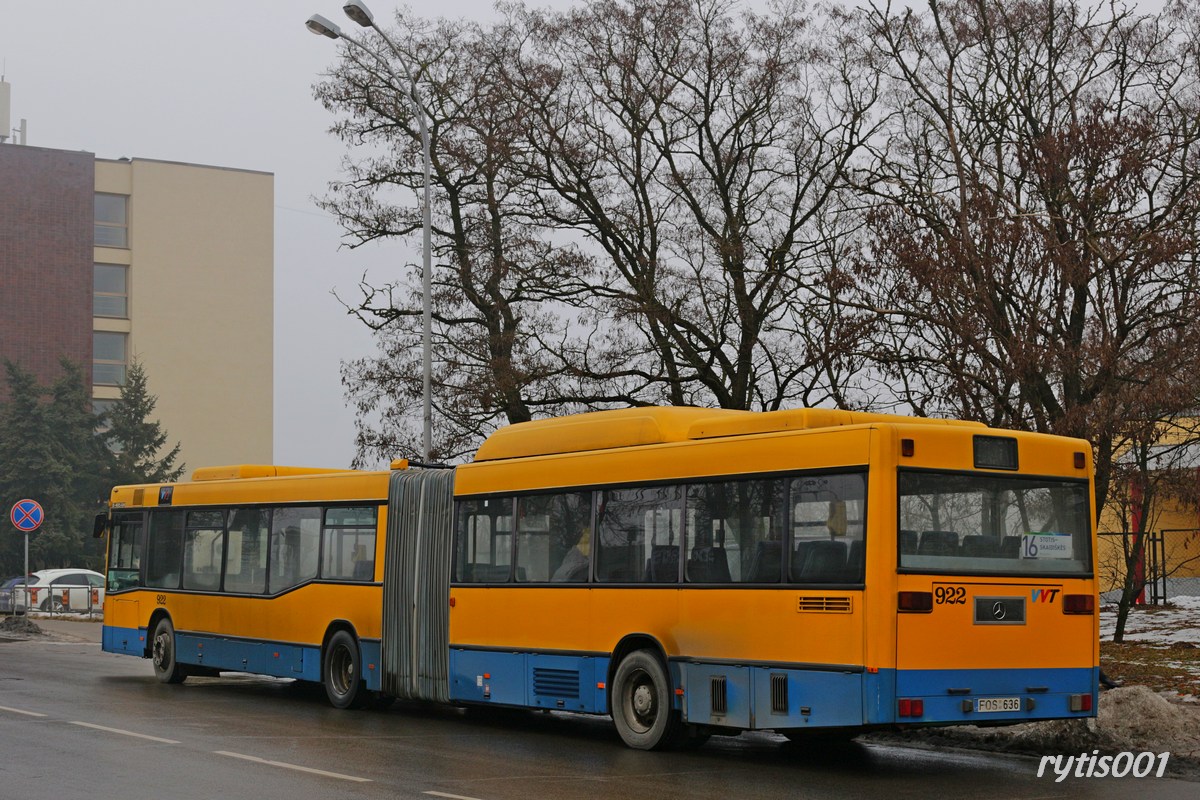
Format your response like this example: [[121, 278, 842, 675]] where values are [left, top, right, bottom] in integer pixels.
[[153, 635, 168, 667], [632, 684, 654, 716]]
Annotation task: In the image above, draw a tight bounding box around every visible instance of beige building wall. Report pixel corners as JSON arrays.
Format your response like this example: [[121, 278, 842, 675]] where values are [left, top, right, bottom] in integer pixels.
[[94, 157, 273, 474]]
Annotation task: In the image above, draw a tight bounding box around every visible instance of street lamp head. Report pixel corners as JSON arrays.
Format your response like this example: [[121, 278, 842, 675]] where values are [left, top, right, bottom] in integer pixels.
[[305, 14, 343, 39], [343, 0, 375, 28]]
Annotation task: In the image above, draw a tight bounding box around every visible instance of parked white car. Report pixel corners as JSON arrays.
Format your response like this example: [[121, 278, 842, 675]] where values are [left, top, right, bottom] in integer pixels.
[[19, 569, 106, 613]]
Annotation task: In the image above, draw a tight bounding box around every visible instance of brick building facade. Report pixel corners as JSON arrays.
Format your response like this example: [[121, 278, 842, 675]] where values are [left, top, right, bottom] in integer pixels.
[[0, 145, 94, 395]]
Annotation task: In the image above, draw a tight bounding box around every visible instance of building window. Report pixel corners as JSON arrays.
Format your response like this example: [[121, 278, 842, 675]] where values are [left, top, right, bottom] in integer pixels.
[[95, 193, 128, 248], [92, 397, 115, 431], [94, 332, 127, 385], [94, 264, 128, 318]]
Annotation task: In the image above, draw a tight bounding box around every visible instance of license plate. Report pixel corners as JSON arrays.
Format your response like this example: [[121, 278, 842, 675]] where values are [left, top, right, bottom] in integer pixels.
[[977, 697, 1021, 713]]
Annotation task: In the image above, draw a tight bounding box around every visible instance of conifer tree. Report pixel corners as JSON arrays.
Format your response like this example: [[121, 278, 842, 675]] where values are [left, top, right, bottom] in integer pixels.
[[0, 360, 104, 573], [104, 358, 184, 487]]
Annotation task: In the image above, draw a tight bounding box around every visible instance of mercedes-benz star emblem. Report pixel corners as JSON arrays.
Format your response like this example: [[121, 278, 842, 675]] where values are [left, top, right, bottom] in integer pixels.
[[992, 601, 1007, 620]]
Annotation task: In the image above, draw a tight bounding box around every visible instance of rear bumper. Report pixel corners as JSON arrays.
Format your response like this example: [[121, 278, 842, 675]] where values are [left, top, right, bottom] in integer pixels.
[[889, 666, 1098, 724]]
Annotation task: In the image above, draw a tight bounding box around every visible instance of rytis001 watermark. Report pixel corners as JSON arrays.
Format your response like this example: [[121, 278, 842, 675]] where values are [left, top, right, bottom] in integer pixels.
[[1038, 751, 1170, 781]]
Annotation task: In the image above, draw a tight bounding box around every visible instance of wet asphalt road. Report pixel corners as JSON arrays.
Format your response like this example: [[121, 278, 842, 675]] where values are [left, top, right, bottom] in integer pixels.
[[0, 620, 1194, 800]]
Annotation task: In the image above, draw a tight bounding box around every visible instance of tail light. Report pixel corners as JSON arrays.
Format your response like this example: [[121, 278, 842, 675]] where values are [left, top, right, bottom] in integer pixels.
[[1069, 693, 1093, 712], [1063, 594, 1095, 614], [898, 591, 933, 612], [898, 698, 924, 717]]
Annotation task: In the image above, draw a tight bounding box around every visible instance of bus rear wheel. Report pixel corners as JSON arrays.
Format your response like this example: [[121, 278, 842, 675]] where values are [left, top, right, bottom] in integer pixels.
[[323, 630, 366, 709], [151, 617, 187, 684], [611, 649, 681, 750]]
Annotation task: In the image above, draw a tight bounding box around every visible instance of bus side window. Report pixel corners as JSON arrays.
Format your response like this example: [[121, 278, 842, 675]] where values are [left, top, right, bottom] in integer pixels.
[[595, 485, 682, 583], [688, 479, 785, 583], [322, 506, 378, 581], [789, 473, 866, 583], [225, 509, 268, 594], [269, 507, 321, 593], [517, 491, 591, 583], [145, 510, 185, 589], [182, 510, 226, 592], [455, 497, 514, 583]]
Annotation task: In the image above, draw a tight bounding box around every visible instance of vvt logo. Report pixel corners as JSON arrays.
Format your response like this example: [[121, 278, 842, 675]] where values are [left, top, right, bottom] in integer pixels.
[[1032, 588, 1061, 603]]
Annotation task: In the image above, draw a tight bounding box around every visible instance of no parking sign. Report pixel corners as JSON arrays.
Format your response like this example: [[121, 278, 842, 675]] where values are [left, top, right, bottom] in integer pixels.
[[10, 499, 42, 587], [10, 499, 43, 532]]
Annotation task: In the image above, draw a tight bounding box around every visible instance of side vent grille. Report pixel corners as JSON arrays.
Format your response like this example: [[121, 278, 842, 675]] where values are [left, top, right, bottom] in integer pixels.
[[797, 596, 853, 613], [770, 673, 788, 714], [532, 668, 579, 698], [711, 676, 728, 715]]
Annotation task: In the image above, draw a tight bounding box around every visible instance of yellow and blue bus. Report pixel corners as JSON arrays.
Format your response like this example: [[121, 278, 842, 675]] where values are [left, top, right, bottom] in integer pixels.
[[99, 407, 1099, 749]]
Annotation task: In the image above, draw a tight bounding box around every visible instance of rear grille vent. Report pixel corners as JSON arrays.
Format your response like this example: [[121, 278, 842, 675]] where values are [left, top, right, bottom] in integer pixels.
[[711, 676, 728, 715], [532, 668, 579, 698], [770, 673, 788, 714], [797, 596, 853, 613]]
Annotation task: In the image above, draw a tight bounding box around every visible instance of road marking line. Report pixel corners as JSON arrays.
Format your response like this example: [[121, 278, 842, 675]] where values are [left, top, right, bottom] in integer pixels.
[[0, 705, 47, 718], [424, 793, 485, 800], [69, 721, 180, 743], [214, 751, 372, 783]]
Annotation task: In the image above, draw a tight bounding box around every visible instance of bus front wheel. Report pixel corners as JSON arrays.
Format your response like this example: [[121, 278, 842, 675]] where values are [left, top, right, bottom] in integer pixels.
[[611, 649, 681, 750], [151, 617, 187, 684], [323, 630, 365, 709]]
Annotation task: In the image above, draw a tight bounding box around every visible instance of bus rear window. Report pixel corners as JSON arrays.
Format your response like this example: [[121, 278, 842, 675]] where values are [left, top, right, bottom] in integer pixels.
[[898, 471, 1091, 575]]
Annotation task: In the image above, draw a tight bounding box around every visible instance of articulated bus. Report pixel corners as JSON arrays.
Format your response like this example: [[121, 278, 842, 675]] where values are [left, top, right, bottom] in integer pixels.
[[99, 407, 1099, 750]]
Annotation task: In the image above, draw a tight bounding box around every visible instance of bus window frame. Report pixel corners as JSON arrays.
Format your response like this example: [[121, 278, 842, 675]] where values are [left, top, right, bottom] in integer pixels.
[[320, 505, 379, 582], [450, 466, 869, 589], [895, 467, 1095, 579], [125, 501, 388, 598]]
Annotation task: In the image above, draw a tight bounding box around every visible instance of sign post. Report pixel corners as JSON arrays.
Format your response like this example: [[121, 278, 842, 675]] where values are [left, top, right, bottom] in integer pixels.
[[10, 499, 44, 601]]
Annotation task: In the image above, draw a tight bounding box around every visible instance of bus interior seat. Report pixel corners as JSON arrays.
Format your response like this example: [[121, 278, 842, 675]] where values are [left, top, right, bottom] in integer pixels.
[[899, 529, 919, 554], [846, 539, 865, 581], [745, 541, 782, 582], [687, 545, 731, 583], [796, 540, 848, 582], [597, 544, 639, 582], [790, 540, 816, 579], [919, 530, 959, 556], [960, 535, 998, 558], [1000, 536, 1022, 558], [645, 544, 680, 582]]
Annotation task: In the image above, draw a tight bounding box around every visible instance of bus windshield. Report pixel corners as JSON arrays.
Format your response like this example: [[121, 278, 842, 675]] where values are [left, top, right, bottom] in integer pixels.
[[898, 470, 1091, 575]]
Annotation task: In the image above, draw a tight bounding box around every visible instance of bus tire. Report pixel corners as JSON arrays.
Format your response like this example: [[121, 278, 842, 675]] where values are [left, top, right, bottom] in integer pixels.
[[151, 617, 187, 684], [611, 649, 681, 750], [323, 630, 365, 709]]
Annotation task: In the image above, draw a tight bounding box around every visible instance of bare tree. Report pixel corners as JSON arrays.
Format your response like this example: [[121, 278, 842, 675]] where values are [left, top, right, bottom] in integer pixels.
[[316, 0, 883, 461], [853, 0, 1200, 509], [508, 0, 881, 410], [315, 13, 597, 463]]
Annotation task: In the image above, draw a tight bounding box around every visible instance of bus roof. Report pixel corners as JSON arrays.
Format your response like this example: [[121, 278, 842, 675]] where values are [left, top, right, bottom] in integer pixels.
[[190, 465, 357, 481], [473, 406, 985, 462]]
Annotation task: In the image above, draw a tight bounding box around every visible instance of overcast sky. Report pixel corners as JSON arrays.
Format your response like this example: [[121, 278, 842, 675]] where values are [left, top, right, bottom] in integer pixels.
[[0, 0, 576, 468], [0, 0, 1165, 469]]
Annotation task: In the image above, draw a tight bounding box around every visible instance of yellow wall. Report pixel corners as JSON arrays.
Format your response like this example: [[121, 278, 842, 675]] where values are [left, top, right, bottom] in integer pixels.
[[94, 158, 273, 471], [1097, 495, 1200, 591]]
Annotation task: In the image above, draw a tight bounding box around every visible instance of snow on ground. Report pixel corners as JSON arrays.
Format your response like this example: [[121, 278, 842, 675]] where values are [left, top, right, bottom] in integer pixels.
[[1100, 595, 1200, 646]]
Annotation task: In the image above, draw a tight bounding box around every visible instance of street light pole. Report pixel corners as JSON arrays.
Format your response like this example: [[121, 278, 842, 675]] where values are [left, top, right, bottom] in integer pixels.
[[307, 2, 434, 462]]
